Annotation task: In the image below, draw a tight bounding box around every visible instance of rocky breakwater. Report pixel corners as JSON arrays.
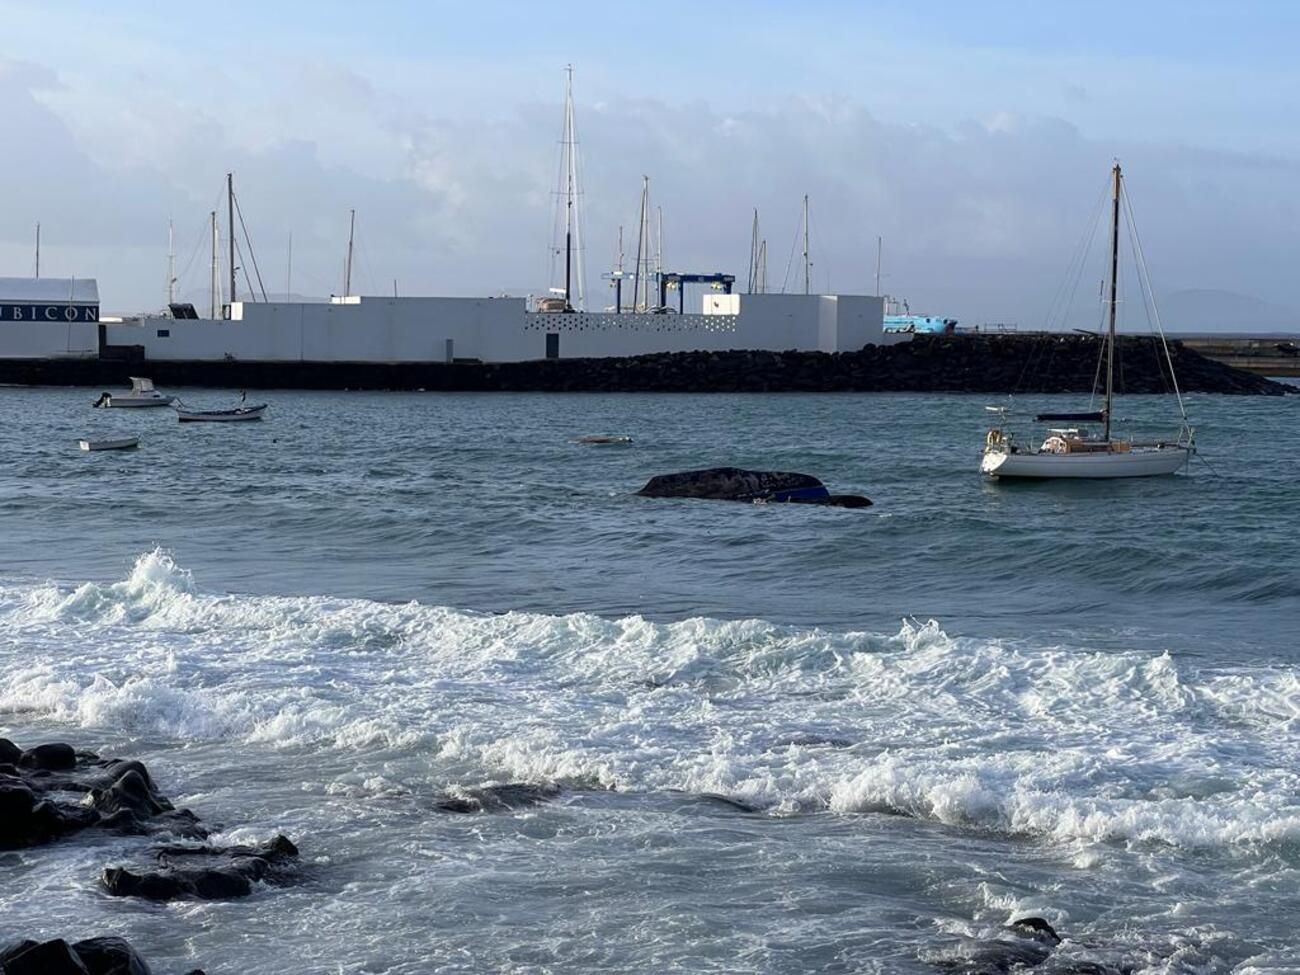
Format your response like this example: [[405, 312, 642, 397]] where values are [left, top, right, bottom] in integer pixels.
[[476, 334, 1291, 394]]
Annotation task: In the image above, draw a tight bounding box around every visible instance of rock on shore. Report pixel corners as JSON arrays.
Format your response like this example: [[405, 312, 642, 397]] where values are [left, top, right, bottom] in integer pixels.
[[0, 935, 205, 975], [0, 739, 205, 850], [2, 739, 301, 904]]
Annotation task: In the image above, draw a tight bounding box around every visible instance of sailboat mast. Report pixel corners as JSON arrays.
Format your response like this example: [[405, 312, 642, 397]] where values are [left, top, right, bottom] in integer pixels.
[[632, 176, 648, 311], [563, 68, 573, 311], [802, 194, 810, 295], [615, 225, 624, 313], [34, 223, 40, 278], [875, 235, 882, 296], [209, 211, 219, 319], [167, 220, 175, 306], [344, 209, 356, 296], [227, 173, 236, 305], [1104, 162, 1121, 441]]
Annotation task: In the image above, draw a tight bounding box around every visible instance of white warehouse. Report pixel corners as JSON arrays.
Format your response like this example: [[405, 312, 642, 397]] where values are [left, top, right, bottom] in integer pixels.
[[93, 292, 889, 363]]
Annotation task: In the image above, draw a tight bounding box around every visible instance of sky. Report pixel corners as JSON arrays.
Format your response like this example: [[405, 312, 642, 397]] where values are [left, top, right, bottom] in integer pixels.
[[1, 0, 1298, 327]]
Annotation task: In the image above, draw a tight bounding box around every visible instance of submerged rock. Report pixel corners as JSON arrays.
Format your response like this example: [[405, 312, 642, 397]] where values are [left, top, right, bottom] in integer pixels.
[[433, 782, 561, 814], [1008, 916, 1061, 946], [102, 834, 300, 902], [637, 467, 871, 508]]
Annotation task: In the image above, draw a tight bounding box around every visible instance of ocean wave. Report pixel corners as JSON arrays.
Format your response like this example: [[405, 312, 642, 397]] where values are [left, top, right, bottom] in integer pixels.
[[2, 550, 1299, 851]]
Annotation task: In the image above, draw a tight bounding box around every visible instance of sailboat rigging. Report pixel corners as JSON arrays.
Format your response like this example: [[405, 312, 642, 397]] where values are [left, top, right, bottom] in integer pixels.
[[980, 163, 1194, 479]]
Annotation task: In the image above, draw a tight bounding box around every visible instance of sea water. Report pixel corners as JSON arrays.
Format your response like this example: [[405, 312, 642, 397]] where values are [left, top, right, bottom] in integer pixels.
[[1, 385, 1297, 973]]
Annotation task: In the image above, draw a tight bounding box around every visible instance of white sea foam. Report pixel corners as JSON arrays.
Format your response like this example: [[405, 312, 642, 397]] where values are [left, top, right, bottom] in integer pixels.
[[3, 550, 1299, 854]]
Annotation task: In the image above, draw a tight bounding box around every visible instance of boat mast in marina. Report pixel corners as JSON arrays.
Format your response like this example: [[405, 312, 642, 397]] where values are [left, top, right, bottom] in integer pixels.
[[631, 176, 654, 312], [34, 223, 40, 278], [802, 195, 811, 295], [227, 173, 237, 304], [875, 236, 882, 297], [1103, 162, 1120, 442], [345, 209, 356, 297], [167, 220, 176, 306], [602, 226, 628, 312], [551, 65, 585, 312], [209, 210, 220, 319]]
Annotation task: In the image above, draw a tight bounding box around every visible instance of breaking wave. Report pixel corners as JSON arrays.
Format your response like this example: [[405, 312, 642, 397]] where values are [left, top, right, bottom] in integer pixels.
[[2, 550, 1299, 851]]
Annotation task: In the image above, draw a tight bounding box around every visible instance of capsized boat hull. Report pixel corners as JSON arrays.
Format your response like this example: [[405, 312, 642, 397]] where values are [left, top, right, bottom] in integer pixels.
[[981, 445, 1190, 479]]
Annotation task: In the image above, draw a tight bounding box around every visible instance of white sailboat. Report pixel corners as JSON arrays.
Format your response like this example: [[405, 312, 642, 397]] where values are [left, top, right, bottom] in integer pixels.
[[981, 163, 1193, 479]]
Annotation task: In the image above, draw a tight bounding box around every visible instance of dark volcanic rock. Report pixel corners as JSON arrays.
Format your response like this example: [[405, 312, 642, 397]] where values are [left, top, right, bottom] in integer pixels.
[[0, 738, 25, 765], [2, 935, 197, 975], [433, 783, 561, 814], [19, 742, 77, 771], [1009, 916, 1061, 945], [637, 467, 872, 508], [0, 938, 91, 975], [0, 742, 205, 850], [102, 834, 301, 902], [70, 937, 153, 975]]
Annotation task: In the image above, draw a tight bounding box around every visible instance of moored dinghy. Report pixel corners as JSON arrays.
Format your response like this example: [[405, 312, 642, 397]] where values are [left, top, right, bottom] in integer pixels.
[[174, 391, 267, 423], [78, 437, 139, 451]]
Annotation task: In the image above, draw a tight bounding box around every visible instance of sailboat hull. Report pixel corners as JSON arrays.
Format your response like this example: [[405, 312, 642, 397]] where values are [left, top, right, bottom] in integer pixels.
[[982, 446, 1189, 479]]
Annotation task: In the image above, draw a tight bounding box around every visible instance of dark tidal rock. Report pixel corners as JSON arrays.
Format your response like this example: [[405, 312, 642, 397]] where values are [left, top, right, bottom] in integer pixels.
[[70, 937, 153, 975], [0, 741, 205, 851], [19, 742, 77, 771], [637, 467, 871, 508], [433, 782, 561, 814], [1, 935, 202, 975], [1009, 916, 1061, 945], [0, 938, 90, 975], [692, 792, 763, 813], [102, 834, 300, 902]]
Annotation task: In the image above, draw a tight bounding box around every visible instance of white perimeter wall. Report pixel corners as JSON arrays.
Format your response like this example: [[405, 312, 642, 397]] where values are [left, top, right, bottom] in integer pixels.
[[100, 293, 890, 363], [0, 321, 98, 358]]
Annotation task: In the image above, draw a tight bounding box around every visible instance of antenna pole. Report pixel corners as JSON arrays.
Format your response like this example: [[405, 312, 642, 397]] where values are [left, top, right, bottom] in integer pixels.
[[34, 222, 40, 278], [1104, 162, 1121, 441], [802, 194, 810, 295], [286, 231, 292, 300], [345, 208, 355, 296], [227, 173, 236, 305]]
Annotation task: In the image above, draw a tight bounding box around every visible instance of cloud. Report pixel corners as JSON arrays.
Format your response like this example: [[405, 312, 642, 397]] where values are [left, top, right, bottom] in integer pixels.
[[3, 57, 1298, 332]]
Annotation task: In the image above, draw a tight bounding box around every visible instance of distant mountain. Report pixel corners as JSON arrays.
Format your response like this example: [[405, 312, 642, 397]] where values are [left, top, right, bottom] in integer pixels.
[[1158, 289, 1299, 332]]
